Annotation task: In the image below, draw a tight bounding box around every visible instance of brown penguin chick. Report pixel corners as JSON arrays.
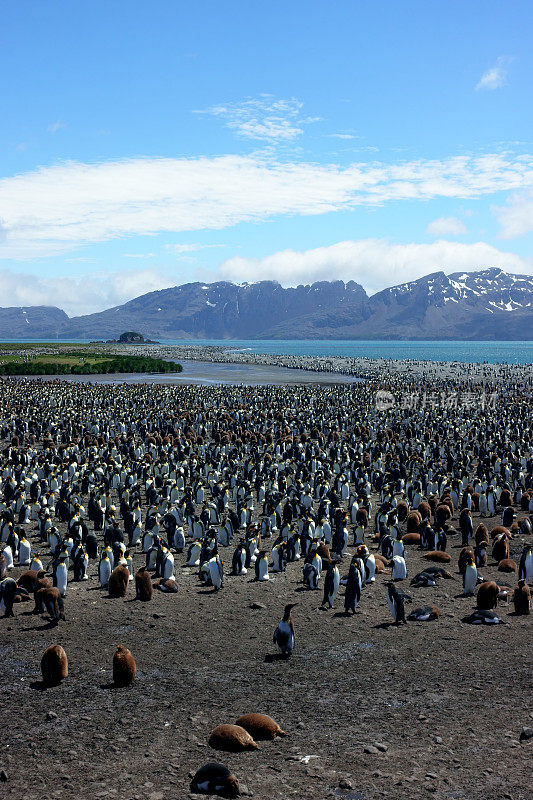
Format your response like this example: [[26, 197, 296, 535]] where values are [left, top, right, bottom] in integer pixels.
[[396, 500, 408, 521], [498, 558, 517, 573], [41, 644, 68, 686], [440, 494, 454, 514], [435, 503, 452, 527], [17, 570, 39, 592], [235, 713, 286, 741], [513, 579, 531, 615], [156, 578, 178, 593], [520, 492, 531, 511], [492, 534, 510, 563], [418, 501, 431, 521], [423, 551, 451, 563], [14, 589, 32, 603], [135, 567, 153, 600], [34, 586, 65, 621], [108, 565, 129, 598], [406, 511, 422, 533], [316, 542, 330, 562], [34, 571, 52, 598], [208, 724, 259, 752], [113, 645, 136, 687], [475, 524, 489, 546], [499, 488, 512, 507], [427, 494, 438, 513], [402, 533, 421, 545], [374, 559, 386, 574], [458, 547, 475, 575], [491, 525, 511, 541], [476, 581, 499, 610], [373, 553, 388, 568]]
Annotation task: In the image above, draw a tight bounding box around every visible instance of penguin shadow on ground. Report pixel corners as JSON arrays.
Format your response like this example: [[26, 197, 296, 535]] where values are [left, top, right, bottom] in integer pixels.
[[333, 611, 354, 618], [264, 653, 291, 663], [21, 619, 60, 632], [197, 587, 220, 594], [29, 680, 52, 691]]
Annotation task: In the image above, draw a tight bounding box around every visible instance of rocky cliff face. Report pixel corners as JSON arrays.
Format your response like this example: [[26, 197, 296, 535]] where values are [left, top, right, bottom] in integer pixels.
[[0, 269, 531, 340]]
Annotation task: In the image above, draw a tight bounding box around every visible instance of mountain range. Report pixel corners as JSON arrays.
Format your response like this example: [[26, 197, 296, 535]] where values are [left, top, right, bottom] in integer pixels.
[[2, 268, 531, 340]]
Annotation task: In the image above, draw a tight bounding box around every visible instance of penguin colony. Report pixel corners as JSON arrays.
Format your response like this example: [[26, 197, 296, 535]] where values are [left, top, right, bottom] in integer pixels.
[[0, 376, 532, 797]]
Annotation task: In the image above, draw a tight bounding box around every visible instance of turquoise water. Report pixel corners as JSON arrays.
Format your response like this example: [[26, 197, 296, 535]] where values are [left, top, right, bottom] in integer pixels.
[[1, 338, 532, 364], [162, 339, 533, 364]]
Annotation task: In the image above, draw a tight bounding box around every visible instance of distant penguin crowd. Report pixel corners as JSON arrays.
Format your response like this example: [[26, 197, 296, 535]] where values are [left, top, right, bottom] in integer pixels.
[[0, 376, 532, 650]]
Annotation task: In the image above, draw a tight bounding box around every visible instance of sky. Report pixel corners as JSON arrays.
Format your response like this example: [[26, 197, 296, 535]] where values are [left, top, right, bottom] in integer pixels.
[[1, 0, 532, 316]]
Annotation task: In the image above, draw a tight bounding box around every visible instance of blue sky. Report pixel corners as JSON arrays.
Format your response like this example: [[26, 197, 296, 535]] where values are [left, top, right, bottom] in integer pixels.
[[0, 0, 532, 315]]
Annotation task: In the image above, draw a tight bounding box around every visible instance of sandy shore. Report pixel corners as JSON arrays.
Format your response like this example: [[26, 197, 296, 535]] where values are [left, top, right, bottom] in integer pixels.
[[97, 343, 533, 384]]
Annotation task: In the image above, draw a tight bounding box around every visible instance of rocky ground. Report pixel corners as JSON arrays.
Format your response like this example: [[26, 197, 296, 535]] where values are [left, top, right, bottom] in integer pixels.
[[1, 500, 531, 800]]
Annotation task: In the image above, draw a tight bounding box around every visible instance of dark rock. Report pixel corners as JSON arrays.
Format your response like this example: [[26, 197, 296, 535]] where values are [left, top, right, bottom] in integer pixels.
[[519, 726, 533, 741]]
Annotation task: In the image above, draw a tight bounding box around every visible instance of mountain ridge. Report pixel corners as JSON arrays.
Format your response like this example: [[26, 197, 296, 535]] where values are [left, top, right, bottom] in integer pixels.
[[1, 268, 531, 340]]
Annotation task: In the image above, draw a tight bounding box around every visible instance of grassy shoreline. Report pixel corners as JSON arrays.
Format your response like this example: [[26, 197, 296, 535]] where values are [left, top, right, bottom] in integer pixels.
[[0, 346, 182, 376]]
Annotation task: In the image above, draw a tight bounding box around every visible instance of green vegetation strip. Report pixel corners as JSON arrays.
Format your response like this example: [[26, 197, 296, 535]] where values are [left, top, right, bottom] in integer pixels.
[[0, 352, 182, 376]]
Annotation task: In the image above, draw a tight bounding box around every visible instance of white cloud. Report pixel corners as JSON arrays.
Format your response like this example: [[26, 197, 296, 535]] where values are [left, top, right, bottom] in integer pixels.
[[0, 241, 530, 315], [219, 239, 532, 295], [47, 120, 66, 134], [166, 243, 226, 254], [494, 188, 533, 238], [476, 57, 510, 90], [0, 152, 532, 259], [0, 267, 174, 316], [426, 216, 467, 237], [122, 252, 155, 258], [195, 95, 319, 141], [328, 133, 356, 140]]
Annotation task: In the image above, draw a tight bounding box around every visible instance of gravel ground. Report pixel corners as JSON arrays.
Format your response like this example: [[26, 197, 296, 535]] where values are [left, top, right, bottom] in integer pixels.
[[1, 495, 531, 800]]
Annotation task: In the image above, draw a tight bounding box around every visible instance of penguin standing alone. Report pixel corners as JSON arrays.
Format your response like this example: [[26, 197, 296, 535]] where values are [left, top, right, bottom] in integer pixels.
[[273, 603, 297, 657], [387, 584, 410, 625], [344, 562, 362, 615]]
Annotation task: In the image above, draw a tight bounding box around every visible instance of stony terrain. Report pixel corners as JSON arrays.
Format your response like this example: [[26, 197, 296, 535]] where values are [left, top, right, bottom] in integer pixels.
[[1, 499, 531, 800]]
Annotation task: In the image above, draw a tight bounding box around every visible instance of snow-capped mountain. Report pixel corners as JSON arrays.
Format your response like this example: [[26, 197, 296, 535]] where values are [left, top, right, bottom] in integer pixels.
[[0, 269, 530, 340]]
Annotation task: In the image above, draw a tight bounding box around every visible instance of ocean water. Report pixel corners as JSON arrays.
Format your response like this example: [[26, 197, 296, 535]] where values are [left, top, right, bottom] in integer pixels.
[[1, 338, 532, 364], [163, 339, 533, 364]]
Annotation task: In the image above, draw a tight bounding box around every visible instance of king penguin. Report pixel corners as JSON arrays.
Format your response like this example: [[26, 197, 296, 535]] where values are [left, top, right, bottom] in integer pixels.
[[255, 550, 269, 581], [344, 562, 362, 615], [463, 555, 478, 596], [273, 603, 297, 657], [387, 584, 409, 625], [322, 561, 340, 608]]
